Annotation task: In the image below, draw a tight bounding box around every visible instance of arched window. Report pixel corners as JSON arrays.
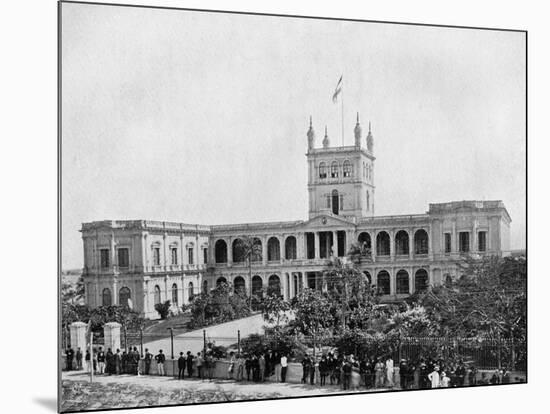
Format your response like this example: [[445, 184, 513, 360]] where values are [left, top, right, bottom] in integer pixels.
[[414, 229, 429, 255], [102, 288, 112, 306], [319, 162, 327, 179], [343, 160, 351, 177], [267, 237, 281, 261], [215, 239, 228, 263], [188, 282, 194, 301], [202, 280, 208, 294], [395, 230, 410, 255], [268, 274, 281, 296], [376, 231, 390, 256], [252, 275, 263, 298], [119, 287, 131, 308], [233, 276, 245, 295], [332, 189, 339, 215], [396, 270, 410, 294], [358, 232, 372, 250], [366, 191, 370, 211], [377, 271, 391, 295], [415, 269, 429, 293], [216, 276, 227, 287], [232, 239, 244, 263], [154, 285, 161, 305], [331, 162, 339, 178], [285, 236, 297, 260], [172, 283, 178, 305], [363, 271, 372, 284]]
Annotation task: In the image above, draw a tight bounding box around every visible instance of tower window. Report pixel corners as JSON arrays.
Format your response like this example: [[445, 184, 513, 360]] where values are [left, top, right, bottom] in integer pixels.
[[343, 160, 351, 177], [319, 162, 327, 179], [203, 248, 208, 264], [366, 191, 370, 211], [331, 162, 338, 178], [332, 190, 339, 215], [188, 248, 194, 265]]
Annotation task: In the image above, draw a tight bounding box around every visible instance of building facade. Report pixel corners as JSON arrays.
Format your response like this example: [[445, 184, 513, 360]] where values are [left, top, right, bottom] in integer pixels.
[[81, 115, 511, 319]]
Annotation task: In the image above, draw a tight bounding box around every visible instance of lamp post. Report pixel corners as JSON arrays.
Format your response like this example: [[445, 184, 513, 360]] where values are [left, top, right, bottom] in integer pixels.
[[167, 328, 174, 360]]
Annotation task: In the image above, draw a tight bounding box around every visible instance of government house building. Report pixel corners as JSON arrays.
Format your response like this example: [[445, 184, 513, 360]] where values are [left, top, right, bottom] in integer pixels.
[[81, 115, 511, 319]]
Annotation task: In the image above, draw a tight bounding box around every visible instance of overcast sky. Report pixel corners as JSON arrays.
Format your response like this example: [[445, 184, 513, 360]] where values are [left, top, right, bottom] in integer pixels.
[[61, 3, 526, 270]]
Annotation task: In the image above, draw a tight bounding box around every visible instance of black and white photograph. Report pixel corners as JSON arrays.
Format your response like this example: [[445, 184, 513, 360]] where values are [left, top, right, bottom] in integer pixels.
[[56, 1, 528, 412], [54, 0, 530, 412]]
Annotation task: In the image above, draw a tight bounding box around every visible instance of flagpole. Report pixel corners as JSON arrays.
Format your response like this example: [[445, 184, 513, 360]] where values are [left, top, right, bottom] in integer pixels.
[[341, 78, 344, 146]]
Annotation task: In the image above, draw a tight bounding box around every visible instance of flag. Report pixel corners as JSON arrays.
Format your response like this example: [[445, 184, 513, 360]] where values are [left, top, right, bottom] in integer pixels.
[[332, 75, 343, 103]]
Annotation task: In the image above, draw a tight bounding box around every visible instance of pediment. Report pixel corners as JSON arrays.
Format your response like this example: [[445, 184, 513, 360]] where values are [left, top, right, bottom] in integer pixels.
[[300, 214, 355, 230]]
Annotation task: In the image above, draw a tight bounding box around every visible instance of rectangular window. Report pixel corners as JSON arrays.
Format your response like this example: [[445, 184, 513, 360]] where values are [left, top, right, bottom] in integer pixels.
[[444, 233, 451, 253], [100, 249, 110, 268], [153, 247, 160, 266], [171, 248, 178, 265], [459, 232, 470, 253], [203, 248, 208, 264], [117, 248, 129, 268], [478, 231, 487, 252], [188, 248, 194, 265]]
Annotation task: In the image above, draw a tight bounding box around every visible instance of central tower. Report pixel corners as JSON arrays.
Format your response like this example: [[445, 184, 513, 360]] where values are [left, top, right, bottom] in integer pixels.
[[306, 114, 375, 220]]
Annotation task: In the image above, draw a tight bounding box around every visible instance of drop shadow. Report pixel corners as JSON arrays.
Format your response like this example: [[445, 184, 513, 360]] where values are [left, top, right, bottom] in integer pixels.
[[33, 397, 58, 412]]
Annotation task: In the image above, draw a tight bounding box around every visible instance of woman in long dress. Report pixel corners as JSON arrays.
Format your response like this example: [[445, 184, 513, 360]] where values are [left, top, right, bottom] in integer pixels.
[[385, 356, 395, 388], [351, 362, 361, 390]]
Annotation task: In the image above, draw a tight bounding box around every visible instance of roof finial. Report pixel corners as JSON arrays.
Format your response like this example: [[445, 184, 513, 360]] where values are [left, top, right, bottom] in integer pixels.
[[369, 121, 371, 133], [357, 112, 360, 124], [309, 115, 312, 128], [325, 125, 328, 136]]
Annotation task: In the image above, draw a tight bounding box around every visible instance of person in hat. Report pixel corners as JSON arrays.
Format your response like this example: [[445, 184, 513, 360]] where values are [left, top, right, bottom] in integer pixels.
[[186, 351, 194, 378], [178, 352, 186, 380], [75, 347, 83, 371], [155, 350, 166, 376], [65, 346, 74, 371], [144, 348, 152, 375], [428, 365, 440, 388]]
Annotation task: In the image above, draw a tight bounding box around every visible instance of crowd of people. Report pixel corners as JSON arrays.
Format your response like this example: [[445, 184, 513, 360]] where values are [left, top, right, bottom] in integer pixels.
[[64, 345, 519, 389]]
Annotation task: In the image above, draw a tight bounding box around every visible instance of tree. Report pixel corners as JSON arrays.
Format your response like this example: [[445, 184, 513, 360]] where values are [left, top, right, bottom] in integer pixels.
[[291, 289, 333, 355], [323, 250, 377, 332], [234, 236, 263, 308], [154, 300, 172, 320], [261, 292, 291, 327]]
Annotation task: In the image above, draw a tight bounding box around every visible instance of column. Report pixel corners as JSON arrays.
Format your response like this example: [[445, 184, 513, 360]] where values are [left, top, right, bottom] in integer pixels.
[[143, 281, 149, 315], [113, 279, 118, 305], [283, 273, 289, 300], [228, 237, 233, 265], [314, 232, 320, 259], [262, 236, 268, 266], [389, 268, 396, 296], [104, 322, 122, 352], [332, 231, 338, 257], [346, 230, 353, 255], [142, 233, 149, 272], [69, 322, 87, 351], [371, 233, 376, 262], [451, 220, 457, 253], [180, 233, 185, 269], [409, 267, 414, 294], [110, 231, 116, 270], [409, 230, 414, 260], [389, 230, 395, 260], [472, 220, 478, 252], [163, 233, 168, 270], [297, 233, 304, 259]]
